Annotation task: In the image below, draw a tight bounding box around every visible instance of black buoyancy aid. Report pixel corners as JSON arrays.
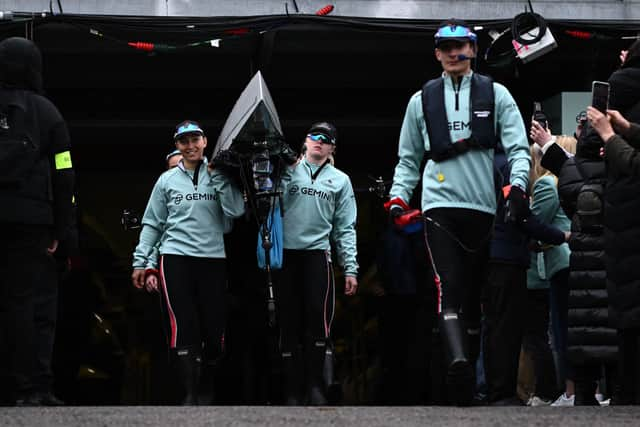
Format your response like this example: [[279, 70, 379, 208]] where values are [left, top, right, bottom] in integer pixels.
[[421, 73, 497, 162]]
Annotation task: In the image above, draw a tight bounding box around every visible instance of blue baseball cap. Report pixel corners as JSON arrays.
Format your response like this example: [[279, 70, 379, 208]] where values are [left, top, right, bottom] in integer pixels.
[[435, 20, 477, 47], [174, 120, 204, 140]]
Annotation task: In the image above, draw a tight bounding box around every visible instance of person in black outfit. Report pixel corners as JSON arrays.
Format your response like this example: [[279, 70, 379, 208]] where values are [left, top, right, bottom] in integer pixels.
[[0, 37, 75, 406], [377, 219, 436, 405], [531, 119, 617, 405], [482, 143, 569, 406], [600, 40, 640, 405]]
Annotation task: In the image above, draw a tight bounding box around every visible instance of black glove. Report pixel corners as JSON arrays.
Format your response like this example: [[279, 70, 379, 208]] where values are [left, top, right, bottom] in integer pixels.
[[211, 149, 240, 169], [389, 205, 404, 227], [505, 185, 529, 224], [211, 150, 244, 189], [279, 142, 299, 166]]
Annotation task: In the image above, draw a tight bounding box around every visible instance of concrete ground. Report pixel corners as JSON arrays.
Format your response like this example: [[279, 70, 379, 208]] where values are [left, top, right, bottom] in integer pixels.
[[1, 406, 640, 427]]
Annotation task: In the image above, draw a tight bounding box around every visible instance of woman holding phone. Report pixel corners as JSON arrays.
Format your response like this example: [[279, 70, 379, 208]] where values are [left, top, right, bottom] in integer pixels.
[[596, 39, 640, 405]]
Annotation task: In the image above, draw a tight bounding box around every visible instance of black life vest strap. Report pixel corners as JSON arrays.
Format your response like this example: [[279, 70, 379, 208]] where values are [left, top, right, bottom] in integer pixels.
[[421, 73, 497, 162]]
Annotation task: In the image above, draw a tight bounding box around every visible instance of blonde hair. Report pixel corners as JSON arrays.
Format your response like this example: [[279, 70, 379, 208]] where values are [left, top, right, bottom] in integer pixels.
[[555, 135, 577, 155], [529, 144, 549, 193], [529, 135, 577, 194]]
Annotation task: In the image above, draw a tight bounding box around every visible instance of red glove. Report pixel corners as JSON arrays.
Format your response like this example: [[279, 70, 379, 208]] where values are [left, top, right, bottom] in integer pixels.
[[383, 197, 410, 212], [394, 209, 422, 228]]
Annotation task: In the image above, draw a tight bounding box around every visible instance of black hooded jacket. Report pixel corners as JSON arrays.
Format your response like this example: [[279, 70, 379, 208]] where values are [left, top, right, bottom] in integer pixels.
[[0, 37, 74, 240], [542, 126, 617, 366], [604, 54, 640, 329]]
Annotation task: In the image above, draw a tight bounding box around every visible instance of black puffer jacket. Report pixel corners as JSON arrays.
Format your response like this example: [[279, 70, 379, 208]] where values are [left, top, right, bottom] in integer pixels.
[[604, 55, 640, 329], [542, 127, 617, 366]]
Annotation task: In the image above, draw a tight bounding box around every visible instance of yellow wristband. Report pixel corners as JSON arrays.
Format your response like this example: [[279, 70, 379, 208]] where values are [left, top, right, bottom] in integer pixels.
[[55, 151, 73, 170]]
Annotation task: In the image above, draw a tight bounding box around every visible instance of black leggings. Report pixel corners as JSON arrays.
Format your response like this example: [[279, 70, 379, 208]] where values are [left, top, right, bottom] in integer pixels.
[[522, 289, 558, 400], [423, 208, 493, 326], [277, 249, 335, 353], [483, 262, 527, 402], [159, 255, 227, 358], [0, 224, 54, 397]]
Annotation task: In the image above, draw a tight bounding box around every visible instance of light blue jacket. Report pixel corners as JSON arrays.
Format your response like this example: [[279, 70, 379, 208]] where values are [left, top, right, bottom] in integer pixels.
[[390, 71, 530, 214], [144, 216, 235, 270], [527, 252, 551, 290], [281, 158, 358, 276], [529, 175, 571, 279], [132, 159, 245, 268]]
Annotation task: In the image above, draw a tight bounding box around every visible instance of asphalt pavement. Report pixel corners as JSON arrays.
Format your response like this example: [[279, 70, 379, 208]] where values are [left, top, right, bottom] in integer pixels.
[[2, 405, 640, 427]]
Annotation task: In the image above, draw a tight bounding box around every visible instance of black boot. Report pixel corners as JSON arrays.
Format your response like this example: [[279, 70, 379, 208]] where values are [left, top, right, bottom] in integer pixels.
[[439, 310, 474, 406], [323, 341, 342, 405], [282, 349, 304, 406], [24, 391, 65, 406], [173, 346, 201, 405], [467, 325, 481, 374], [306, 339, 328, 406], [198, 359, 218, 405]]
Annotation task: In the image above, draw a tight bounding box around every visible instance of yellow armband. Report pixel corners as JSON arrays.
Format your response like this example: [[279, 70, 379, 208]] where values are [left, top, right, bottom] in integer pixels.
[[55, 151, 73, 170]]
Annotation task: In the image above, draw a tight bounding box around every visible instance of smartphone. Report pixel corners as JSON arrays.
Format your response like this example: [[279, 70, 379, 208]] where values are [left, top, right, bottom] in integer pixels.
[[591, 81, 610, 114], [532, 101, 548, 129], [533, 102, 542, 113]]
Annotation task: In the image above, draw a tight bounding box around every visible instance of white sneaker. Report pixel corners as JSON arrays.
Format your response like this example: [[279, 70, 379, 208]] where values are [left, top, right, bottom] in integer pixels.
[[527, 396, 552, 406], [595, 394, 610, 406], [551, 393, 575, 407]]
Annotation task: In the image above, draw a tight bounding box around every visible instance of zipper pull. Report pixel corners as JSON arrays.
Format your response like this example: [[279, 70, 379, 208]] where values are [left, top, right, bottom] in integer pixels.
[[451, 75, 462, 111]]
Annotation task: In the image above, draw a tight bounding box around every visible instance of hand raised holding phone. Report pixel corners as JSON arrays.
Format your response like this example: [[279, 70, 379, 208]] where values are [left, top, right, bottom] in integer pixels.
[[530, 119, 553, 147], [532, 101, 549, 130], [587, 107, 631, 144], [586, 106, 615, 142]]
